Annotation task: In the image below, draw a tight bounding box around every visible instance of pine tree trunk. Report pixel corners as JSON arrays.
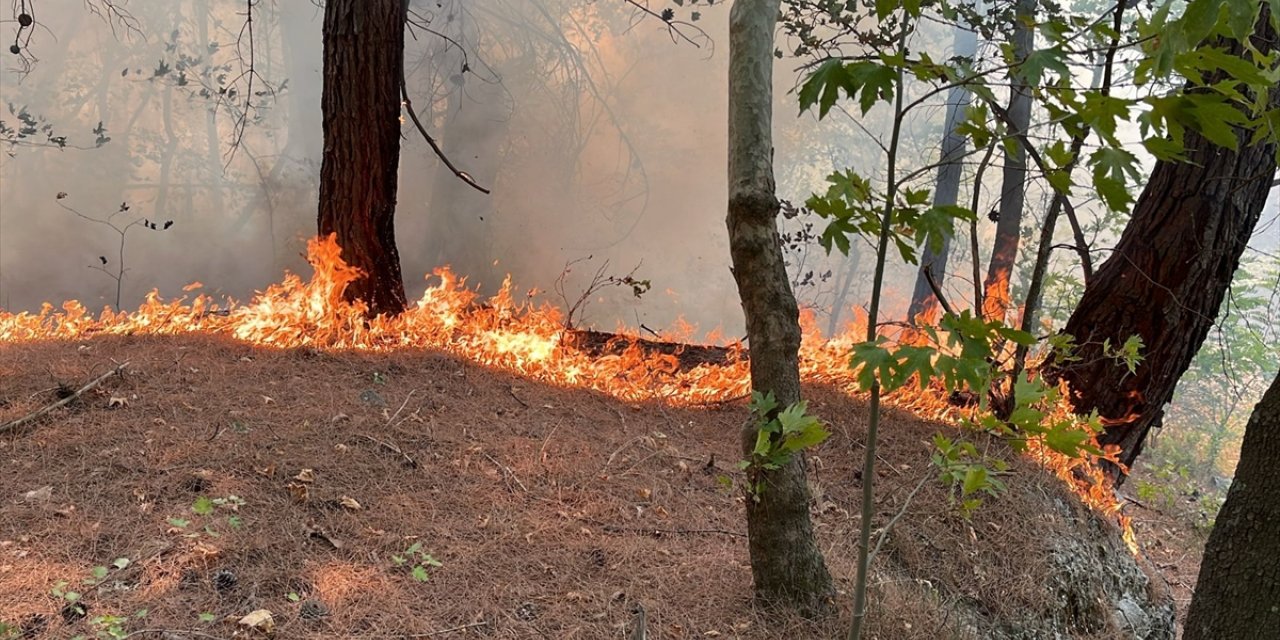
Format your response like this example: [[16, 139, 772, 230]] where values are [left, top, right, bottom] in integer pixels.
[[1183, 370, 1280, 639], [726, 0, 834, 615], [981, 0, 1034, 321], [907, 25, 976, 325], [317, 0, 408, 316], [1046, 9, 1277, 478]]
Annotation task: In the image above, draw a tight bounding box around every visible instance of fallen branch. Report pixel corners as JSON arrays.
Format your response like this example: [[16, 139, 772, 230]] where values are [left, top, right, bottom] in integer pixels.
[[603, 524, 747, 538], [357, 434, 418, 469], [407, 620, 492, 637], [1, 362, 129, 436], [481, 451, 528, 492]]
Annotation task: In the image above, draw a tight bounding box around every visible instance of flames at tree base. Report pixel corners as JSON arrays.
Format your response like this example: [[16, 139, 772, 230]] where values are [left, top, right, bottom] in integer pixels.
[[0, 234, 1135, 551]]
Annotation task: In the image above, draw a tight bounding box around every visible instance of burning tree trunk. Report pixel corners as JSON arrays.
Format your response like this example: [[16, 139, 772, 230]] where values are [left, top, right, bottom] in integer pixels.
[[317, 0, 409, 316], [981, 0, 1034, 321], [725, 0, 834, 614], [1183, 370, 1280, 638], [906, 24, 976, 325], [1046, 9, 1278, 479]]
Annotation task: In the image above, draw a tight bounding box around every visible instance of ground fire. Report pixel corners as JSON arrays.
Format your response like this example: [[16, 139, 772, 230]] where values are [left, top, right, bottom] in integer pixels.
[[0, 234, 1135, 550]]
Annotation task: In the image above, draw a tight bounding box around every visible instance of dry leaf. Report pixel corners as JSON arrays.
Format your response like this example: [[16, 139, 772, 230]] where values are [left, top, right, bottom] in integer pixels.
[[261, 395, 275, 405], [21, 486, 52, 503], [339, 496, 362, 511], [286, 482, 309, 503], [293, 469, 315, 483], [108, 396, 128, 408], [238, 609, 275, 634], [256, 464, 277, 478]]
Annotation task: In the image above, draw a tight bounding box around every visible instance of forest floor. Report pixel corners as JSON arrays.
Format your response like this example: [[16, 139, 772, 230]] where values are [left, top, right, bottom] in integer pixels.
[[1, 334, 1206, 639]]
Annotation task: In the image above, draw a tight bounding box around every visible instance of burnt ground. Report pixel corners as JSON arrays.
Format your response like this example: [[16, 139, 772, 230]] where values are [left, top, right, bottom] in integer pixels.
[[1, 334, 1193, 639]]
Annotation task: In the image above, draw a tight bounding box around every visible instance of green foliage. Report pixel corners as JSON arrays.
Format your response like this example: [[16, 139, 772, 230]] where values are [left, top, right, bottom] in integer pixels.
[[391, 541, 443, 583], [169, 495, 246, 538], [739, 392, 831, 498], [806, 169, 975, 263], [931, 434, 1008, 517]]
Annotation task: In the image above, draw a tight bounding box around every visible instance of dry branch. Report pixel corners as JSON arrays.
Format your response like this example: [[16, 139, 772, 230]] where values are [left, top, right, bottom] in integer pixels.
[[1, 362, 129, 435]]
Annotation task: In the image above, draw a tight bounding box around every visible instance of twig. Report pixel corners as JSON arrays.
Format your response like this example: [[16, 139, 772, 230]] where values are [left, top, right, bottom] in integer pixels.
[[386, 390, 416, 426], [481, 451, 528, 492], [537, 423, 560, 465], [1, 362, 129, 435], [400, 75, 490, 194], [922, 266, 957, 317], [604, 522, 747, 537], [121, 630, 227, 640], [867, 473, 930, 566], [406, 621, 491, 637], [506, 386, 529, 408], [357, 434, 418, 468]]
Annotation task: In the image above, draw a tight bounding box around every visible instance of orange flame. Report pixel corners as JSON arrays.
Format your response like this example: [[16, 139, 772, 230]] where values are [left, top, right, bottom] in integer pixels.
[[0, 234, 1135, 548]]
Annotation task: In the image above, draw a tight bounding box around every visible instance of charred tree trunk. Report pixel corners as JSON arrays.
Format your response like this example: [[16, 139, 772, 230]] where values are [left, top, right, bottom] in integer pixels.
[[317, 0, 409, 316], [906, 25, 976, 325], [726, 0, 834, 615], [1047, 9, 1277, 479], [981, 0, 1034, 322], [1183, 370, 1280, 639]]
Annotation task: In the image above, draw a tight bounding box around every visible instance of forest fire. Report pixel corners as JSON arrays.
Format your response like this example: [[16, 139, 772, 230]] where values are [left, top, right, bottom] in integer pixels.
[[0, 234, 1133, 548]]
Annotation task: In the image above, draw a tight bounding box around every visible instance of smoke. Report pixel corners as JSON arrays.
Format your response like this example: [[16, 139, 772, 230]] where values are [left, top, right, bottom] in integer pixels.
[[2, 1, 1275, 341]]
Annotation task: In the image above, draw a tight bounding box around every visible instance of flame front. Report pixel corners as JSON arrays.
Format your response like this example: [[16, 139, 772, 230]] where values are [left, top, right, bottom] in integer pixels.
[[0, 234, 1135, 548]]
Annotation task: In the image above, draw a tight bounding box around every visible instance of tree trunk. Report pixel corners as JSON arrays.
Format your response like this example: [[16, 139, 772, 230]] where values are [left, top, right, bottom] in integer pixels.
[[317, 0, 409, 316], [726, 0, 834, 615], [1183, 370, 1280, 639], [1046, 9, 1278, 479], [906, 25, 976, 325], [981, 0, 1034, 322]]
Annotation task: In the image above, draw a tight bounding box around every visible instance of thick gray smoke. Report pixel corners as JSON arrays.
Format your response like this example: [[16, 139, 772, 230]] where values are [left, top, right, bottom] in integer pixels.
[[1, 0, 1274, 341]]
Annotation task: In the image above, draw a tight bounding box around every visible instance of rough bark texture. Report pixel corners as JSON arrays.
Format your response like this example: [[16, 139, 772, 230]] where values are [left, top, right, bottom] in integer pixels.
[[317, 0, 409, 316], [907, 26, 976, 324], [1183, 371, 1280, 639], [1047, 10, 1278, 478], [726, 0, 834, 615], [981, 0, 1034, 321]]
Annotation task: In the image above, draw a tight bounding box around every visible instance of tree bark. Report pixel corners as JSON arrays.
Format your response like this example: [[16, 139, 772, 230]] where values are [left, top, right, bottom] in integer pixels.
[[1183, 370, 1280, 639], [906, 25, 976, 325], [1046, 9, 1278, 479], [318, 0, 409, 316], [726, 0, 834, 615], [981, 0, 1034, 322]]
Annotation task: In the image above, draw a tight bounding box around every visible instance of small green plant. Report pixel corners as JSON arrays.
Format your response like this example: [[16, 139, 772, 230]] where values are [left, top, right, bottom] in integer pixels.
[[391, 542, 443, 582], [168, 495, 246, 537], [931, 434, 1009, 517], [198, 612, 216, 623], [739, 391, 831, 498], [0, 621, 18, 639]]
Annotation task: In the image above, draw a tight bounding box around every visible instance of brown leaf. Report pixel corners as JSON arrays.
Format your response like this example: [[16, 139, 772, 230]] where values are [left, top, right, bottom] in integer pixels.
[[293, 469, 315, 483], [338, 496, 362, 511], [286, 482, 309, 504]]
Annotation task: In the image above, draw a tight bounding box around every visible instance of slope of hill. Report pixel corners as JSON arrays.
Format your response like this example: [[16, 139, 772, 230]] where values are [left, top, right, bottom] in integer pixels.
[[2, 334, 1173, 639]]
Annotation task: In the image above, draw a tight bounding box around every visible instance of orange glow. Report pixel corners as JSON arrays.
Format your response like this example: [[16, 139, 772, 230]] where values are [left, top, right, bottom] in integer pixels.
[[0, 234, 1135, 548]]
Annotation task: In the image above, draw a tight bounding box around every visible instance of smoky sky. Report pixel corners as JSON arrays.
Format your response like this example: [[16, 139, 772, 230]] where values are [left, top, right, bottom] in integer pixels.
[[0, 0, 1276, 341]]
